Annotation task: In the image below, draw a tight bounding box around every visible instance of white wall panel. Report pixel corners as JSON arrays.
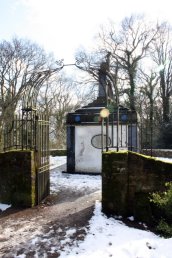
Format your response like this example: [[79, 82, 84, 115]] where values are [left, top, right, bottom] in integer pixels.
[[75, 126, 102, 173], [75, 125, 128, 173]]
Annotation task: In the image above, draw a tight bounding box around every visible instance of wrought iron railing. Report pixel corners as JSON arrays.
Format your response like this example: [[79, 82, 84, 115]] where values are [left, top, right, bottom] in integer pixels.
[[3, 110, 37, 151], [3, 110, 50, 204]]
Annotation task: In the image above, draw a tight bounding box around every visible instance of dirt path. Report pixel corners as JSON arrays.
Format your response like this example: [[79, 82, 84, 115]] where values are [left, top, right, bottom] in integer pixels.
[[0, 187, 101, 257]]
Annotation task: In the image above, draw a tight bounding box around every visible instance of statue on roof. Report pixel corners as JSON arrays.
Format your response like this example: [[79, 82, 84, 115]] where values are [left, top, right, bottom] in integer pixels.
[[98, 52, 113, 102]]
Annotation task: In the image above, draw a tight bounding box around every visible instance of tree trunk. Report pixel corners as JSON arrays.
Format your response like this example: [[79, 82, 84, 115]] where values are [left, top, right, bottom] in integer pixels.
[[162, 96, 170, 123], [129, 72, 136, 110], [160, 70, 170, 123]]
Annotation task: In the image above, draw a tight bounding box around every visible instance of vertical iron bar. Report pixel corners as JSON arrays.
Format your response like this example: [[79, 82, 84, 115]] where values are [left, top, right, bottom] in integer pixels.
[[111, 112, 114, 147], [35, 113, 37, 151], [106, 117, 109, 152], [30, 111, 33, 149], [140, 120, 142, 153], [21, 111, 24, 150], [146, 121, 148, 154], [126, 123, 128, 149], [130, 112, 133, 151], [12, 118, 14, 149], [121, 124, 122, 147], [150, 118, 153, 157], [16, 115, 18, 149], [101, 118, 104, 152], [3, 128, 7, 151], [117, 106, 119, 151], [42, 114, 44, 168], [26, 111, 28, 149], [6, 124, 8, 150], [19, 114, 20, 148], [136, 122, 138, 152]]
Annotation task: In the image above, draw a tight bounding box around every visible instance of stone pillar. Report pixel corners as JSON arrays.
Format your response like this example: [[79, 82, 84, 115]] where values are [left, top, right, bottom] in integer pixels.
[[102, 151, 129, 216], [0, 150, 36, 207]]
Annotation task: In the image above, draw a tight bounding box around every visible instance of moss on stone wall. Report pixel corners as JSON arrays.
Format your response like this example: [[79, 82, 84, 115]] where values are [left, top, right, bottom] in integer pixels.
[[102, 151, 129, 216], [142, 149, 172, 158], [134, 192, 154, 224], [102, 150, 172, 224], [0, 150, 36, 207]]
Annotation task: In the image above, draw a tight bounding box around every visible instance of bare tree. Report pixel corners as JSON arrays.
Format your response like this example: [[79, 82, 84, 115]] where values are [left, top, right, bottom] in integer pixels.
[[38, 74, 83, 148], [0, 37, 56, 149], [98, 15, 158, 110], [150, 22, 172, 124], [75, 50, 120, 107], [138, 69, 159, 121], [136, 68, 161, 147]]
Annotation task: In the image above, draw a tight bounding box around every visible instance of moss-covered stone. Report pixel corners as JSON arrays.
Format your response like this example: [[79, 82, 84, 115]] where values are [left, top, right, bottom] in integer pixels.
[[102, 150, 172, 224], [134, 192, 153, 224], [0, 150, 37, 207], [102, 151, 129, 216]]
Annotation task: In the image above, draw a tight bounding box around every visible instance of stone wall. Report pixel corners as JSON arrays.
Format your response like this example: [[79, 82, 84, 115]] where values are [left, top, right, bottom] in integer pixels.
[[102, 151, 172, 223], [0, 150, 36, 207], [50, 149, 67, 156], [142, 149, 172, 158]]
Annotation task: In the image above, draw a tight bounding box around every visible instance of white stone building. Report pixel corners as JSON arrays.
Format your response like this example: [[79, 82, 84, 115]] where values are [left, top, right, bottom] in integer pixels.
[[66, 100, 139, 174]]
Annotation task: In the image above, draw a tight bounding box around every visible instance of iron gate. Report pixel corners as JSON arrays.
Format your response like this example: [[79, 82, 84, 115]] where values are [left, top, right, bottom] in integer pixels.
[[36, 114, 50, 204], [2, 61, 65, 205], [3, 110, 50, 204]]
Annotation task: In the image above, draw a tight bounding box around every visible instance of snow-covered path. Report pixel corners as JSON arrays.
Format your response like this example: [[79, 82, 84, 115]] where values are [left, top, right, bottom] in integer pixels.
[[0, 156, 101, 257]]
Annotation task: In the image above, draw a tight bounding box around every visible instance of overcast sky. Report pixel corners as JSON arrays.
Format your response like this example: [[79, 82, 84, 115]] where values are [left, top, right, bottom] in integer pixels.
[[0, 0, 172, 64]]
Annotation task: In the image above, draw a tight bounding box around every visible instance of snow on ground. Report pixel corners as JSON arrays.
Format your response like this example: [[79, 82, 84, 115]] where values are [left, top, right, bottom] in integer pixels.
[[49, 156, 172, 258], [1, 155, 172, 258], [60, 201, 172, 258], [49, 155, 101, 194], [49, 155, 66, 170], [0, 203, 11, 211], [50, 164, 101, 195]]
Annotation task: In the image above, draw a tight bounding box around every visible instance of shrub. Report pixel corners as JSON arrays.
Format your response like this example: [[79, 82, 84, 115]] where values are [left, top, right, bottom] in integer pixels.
[[156, 219, 172, 237], [150, 182, 172, 237]]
